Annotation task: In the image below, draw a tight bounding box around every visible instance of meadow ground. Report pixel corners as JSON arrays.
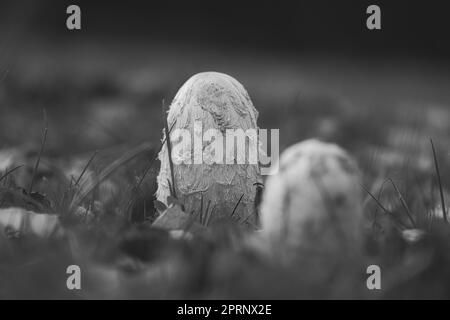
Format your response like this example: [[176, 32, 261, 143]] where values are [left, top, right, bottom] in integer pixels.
[[1, 41, 450, 299]]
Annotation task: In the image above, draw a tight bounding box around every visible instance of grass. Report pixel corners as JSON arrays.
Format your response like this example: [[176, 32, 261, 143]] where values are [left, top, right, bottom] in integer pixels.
[[430, 139, 448, 222], [1, 48, 450, 299]]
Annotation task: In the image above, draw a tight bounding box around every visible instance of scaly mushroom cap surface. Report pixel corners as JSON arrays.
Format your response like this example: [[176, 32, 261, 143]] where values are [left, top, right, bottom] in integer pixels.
[[157, 72, 262, 226]]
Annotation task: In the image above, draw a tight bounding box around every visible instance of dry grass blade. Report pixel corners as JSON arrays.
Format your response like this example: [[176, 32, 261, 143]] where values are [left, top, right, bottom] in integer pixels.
[[124, 120, 177, 216], [230, 193, 245, 217], [69, 142, 153, 210], [28, 119, 48, 194], [135, 159, 156, 192], [203, 200, 212, 226], [369, 178, 390, 228], [199, 192, 204, 224], [361, 183, 407, 230], [135, 120, 176, 191], [430, 139, 448, 223], [388, 178, 416, 228], [361, 183, 391, 216], [162, 99, 177, 198], [75, 150, 98, 187], [0, 165, 23, 183]]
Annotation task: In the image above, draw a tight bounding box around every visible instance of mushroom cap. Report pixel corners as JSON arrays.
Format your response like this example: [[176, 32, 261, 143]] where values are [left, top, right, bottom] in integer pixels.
[[167, 72, 259, 132], [157, 72, 262, 227]]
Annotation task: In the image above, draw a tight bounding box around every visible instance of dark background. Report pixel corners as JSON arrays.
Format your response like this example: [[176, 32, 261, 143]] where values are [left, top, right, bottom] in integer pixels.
[[1, 0, 450, 155], [0, 0, 449, 59]]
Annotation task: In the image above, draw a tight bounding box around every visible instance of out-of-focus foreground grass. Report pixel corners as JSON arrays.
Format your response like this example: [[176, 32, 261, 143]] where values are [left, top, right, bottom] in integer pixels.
[[1, 42, 450, 299]]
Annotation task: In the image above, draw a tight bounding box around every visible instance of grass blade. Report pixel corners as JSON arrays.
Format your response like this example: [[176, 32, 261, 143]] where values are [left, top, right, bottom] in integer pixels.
[[28, 117, 48, 194], [75, 150, 98, 187], [135, 120, 176, 191], [70, 142, 153, 210], [361, 183, 391, 216], [388, 178, 416, 228], [162, 99, 177, 198], [230, 193, 245, 217], [430, 139, 447, 223], [0, 165, 23, 183]]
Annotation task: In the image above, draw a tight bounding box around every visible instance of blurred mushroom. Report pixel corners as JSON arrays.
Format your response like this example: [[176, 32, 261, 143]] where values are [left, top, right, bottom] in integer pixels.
[[260, 139, 363, 249]]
